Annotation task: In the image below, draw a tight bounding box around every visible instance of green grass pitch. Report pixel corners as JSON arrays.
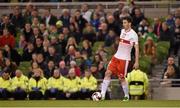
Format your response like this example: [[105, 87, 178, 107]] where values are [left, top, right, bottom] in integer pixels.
[[0, 100, 180, 107]]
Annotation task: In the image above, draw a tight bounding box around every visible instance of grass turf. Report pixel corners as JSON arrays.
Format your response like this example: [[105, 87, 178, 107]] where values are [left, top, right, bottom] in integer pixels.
[[0, 100, 180, 107]]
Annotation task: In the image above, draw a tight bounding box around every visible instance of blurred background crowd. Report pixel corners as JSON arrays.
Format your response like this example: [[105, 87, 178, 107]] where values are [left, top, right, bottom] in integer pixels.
[[0, 0, 179, 100]]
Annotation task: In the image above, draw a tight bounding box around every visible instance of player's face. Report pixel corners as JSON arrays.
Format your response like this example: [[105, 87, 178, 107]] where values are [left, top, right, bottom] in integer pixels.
[[123, 20, 131, 30]]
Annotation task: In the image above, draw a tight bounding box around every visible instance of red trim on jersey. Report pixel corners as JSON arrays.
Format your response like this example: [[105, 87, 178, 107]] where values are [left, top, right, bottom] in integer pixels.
[[119, 38, 131, 44]]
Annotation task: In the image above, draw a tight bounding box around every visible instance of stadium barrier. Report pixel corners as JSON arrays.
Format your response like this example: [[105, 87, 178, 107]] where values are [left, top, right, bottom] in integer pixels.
[[97, 79, 180, 100]]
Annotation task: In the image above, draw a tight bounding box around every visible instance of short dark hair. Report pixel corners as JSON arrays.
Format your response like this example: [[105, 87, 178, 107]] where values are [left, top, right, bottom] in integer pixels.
[[122, 16, 133, 23]]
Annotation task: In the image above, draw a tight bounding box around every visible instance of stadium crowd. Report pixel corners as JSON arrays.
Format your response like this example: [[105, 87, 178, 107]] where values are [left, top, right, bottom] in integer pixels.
[[0, 1, 179, 100]]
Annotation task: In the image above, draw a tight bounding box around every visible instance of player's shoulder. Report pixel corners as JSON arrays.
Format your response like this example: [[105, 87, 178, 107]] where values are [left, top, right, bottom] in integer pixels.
[[130, 29, 138, 37], [121, 29, 125, 33], [130, 29, 137, 35]]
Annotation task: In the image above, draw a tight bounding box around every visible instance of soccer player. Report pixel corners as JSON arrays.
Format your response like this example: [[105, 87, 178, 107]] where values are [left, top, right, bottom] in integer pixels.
[[101, 17, 139, 101]]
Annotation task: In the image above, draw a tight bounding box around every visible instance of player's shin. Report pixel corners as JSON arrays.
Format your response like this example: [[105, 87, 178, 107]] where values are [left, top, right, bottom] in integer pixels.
[[101, 79, 110, 99], [121, 80, 129, 100]]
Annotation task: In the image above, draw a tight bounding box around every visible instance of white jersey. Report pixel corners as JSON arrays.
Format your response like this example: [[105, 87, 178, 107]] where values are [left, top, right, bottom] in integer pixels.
[[114, 29, 138, 61]]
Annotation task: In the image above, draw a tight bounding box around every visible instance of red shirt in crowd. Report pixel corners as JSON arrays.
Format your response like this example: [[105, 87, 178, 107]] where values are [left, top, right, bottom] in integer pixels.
[[0, 34, 15, 48]]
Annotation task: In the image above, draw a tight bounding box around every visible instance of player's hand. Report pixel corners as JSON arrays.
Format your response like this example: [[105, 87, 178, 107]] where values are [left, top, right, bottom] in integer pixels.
[[133, 62, 139, 70]]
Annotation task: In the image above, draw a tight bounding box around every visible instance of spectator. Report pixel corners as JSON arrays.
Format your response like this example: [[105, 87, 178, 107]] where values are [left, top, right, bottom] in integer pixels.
[[153, 17, 162, 38], [22, 22, 33, 42], [19, 34, 27, 49], [97, 61, 106, 79], [3, 45, 21, 66], [4, 58, 17, 78], [10, 6, 25, 29], [49, 25, 58, 38], [104, 29, 116, 47], [31, 17, 40, 28], [0, 15, 16, 36], [45, 69, 66, 100], [90, 13, 101, 32], [29, 68, 47, 100], [80, 69, 97, 99], [90, 63, 99, 79], [113, 3, 124, 21], [21, 42, 35, 61], [50, 36, 62, 57], [144, 26, 158, 43], [39, 23, 49, 38], [58, 60, 68, 77], [11, 70, 28, 100], [58, 33, 67, 56], [28, 61, 39, 78], [112, 37, 120, 52], [92, 53, 103, 66], [36, 53, 46, 70], [132, 7, 145, 27], [59, 9, 70, 27], [34, 36, 44, 54], [95, 3, 106, 19], [106, 15, 121, 36], [96, 22, 108, 41], [80, 40, 92, 57], [24, 3, 33, 19], [0, 29, 15, 48], [159, 22, 175, 55], [32, 53, 37, 62], [69, 21, 82, 44], [0, 72, 11, 100], [69, 16, 79, 34], [136, 18, 149, 37], [27, 8, 41, 24], [66, 37, 78, 51], [43, 38, 50, 50], [74, 51, 86, 72], [0, 49, 6, 70], [29, 27, 41, 44], [163, 56, 180, 79], [42, 8, 57, 27], [44, 60, 55, 79], [143, 37, 157, 64], [161, 56, 180, 87], [119, 6, 130, 20], [62, 27, 71, 41], [63, 68, 81, 99], [74, 10, 88, 33], [45, 46, 61, 65], [127, 69, 149, 100], [81, 52, 92, 71], [81, 4, 92, 22], [166, 13, 175, 29], [64, 45, 76, 66], [82, 24, 96, 44], [70, 61, 81, 77], [173, 17, 180, 56], [174, 8, 180, 18], [96, 45, 108, 63]]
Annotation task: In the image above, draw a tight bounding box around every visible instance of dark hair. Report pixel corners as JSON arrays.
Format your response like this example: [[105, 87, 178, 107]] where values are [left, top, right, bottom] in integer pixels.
[[168, 55, 175, 59], [122, 16, 133, 23]]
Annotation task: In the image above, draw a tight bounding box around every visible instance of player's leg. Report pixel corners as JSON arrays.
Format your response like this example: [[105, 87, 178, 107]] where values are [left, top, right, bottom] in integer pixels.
[[118, 60, 129, 100], [120, 78, 129, 100], [101, 69, 112, 99]]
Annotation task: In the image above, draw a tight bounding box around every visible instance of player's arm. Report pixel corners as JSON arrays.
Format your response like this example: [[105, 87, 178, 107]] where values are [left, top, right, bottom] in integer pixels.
[[133, 43, 139, 69]]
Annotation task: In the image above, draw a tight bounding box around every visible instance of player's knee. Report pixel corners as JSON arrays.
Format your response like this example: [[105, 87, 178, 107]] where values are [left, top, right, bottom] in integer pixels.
[[119, 78, 126, 84], [105, 70, 112, 78]]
